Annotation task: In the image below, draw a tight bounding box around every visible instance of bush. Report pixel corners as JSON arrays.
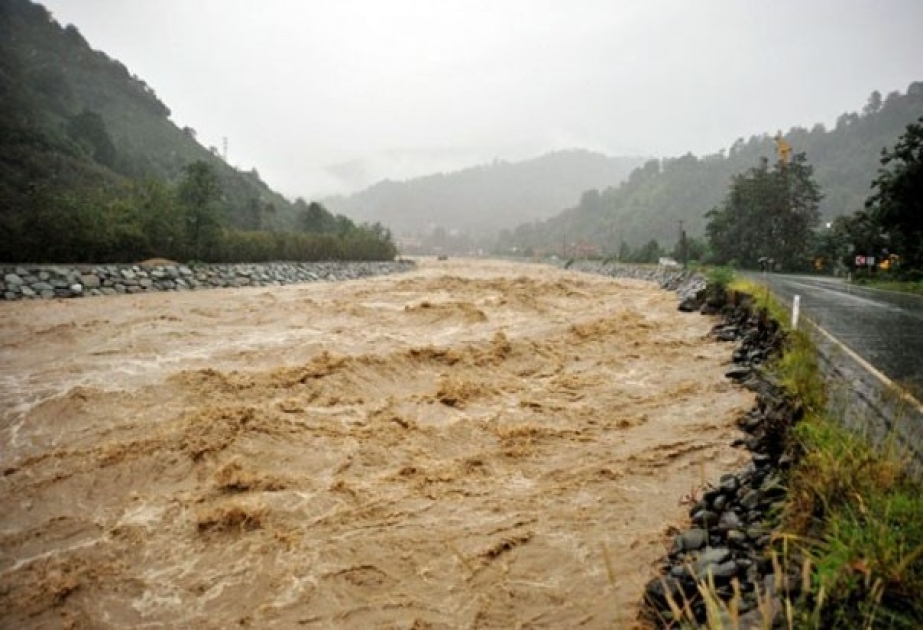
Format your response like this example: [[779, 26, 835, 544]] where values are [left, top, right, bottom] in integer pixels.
[[706, 265, 734, 290]]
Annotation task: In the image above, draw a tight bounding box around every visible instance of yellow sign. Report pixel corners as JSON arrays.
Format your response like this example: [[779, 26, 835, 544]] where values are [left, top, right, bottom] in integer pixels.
[[775, 132, 792, 164], [879, 254, 900, 270]]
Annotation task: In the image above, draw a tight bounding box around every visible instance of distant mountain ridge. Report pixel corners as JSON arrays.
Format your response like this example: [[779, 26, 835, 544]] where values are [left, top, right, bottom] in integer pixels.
[[499, 83, 923, 256], [323, 150, 646, 237]]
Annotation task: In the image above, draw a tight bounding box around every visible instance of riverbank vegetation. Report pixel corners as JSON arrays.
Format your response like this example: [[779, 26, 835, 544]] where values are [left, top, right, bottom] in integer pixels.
[[849, 275, 923, 296], [701, 277, 923, 629], [820, 115, 923, 282], [2, 160, 396, 263]]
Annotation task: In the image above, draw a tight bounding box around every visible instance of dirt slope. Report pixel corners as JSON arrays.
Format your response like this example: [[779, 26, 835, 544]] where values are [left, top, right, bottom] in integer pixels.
[[0, 258, 751, 628]]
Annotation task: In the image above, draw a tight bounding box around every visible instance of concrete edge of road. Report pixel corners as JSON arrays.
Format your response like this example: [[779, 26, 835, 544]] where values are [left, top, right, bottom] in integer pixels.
[[839, 278, 923, 300], [771, 290, 923, 473], [807, 318, 923, 416]]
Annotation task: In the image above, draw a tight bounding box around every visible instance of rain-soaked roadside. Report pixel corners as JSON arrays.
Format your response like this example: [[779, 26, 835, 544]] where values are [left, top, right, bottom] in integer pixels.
[[751, 273, 923, 470]]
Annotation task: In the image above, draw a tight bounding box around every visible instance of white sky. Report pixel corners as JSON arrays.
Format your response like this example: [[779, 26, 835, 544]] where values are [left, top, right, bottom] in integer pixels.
[[41, 0, 923, 200]]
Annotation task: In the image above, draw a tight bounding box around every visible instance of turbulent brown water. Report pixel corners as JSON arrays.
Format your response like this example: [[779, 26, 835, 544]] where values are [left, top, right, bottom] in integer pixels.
[[0, 258, 751, 629]]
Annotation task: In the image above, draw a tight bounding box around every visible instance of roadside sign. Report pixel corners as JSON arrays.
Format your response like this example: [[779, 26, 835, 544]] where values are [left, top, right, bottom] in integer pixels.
[[855, 255, 866, 267]]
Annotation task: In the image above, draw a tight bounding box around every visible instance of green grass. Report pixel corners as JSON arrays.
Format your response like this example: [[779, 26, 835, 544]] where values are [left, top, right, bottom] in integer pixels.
[[777, 331, 826, 415], [851, 277, 923, 296], [786, 418, 923, 628], [678, 276, 923, 629], [705, 266, 735, 292], [730, 277, 791, 330]]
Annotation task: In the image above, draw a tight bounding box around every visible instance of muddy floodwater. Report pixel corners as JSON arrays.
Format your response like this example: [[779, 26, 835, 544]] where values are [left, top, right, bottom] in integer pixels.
[[0, 258, 751, 629]]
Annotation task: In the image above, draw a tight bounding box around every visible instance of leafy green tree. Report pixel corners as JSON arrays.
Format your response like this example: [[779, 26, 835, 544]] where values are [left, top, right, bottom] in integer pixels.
[[636, 238, 662, 263], [672, 235, 708, 263], [865, 116, 923, 274], [706, 153, 822, 269], [333, 214, 354, 237], [296, 200, 337, 234], [815, 211, 886, 272], [15, 185, 146, 263], [178, 160, 223, 260], [134, 178, 183, 258]]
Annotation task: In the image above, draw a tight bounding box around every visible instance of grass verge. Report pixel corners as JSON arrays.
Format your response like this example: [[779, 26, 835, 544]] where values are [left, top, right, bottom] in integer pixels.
[[850, 276, 923, 296], [717, 277, 923, 629]]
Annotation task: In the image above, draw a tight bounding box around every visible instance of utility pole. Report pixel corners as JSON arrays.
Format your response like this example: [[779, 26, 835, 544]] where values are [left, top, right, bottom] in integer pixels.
[[222, 136, 228, 162]]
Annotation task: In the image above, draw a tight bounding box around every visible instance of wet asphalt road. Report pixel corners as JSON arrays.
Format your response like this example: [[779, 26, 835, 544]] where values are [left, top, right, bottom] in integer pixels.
[[752, 273, 923, 399]]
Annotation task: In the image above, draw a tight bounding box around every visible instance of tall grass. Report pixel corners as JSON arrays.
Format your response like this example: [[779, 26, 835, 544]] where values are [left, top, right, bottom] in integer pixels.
[[784, 415, 923, 628]]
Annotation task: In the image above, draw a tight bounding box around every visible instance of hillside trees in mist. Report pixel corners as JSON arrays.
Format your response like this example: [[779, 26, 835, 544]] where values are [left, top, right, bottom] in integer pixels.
[[0, 0, 397, 263], [66, 109, 117, 168], [498, 84, 923, 258], [705, 154, 822, 270], [1, 162, 397, 263]]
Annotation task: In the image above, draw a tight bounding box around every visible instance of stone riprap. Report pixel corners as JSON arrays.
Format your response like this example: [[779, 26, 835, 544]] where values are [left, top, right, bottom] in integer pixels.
[[642, 295, 800, 629], [0, 260, 416, 301], [564, 260, 707, 304]]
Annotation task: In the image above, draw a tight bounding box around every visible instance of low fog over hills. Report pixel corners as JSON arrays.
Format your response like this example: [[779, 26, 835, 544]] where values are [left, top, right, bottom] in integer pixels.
[[323, 150, 645, 239]]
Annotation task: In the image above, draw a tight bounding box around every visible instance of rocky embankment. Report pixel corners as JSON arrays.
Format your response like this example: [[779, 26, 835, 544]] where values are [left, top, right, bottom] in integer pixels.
[[642, 299, 801, 628], [0, 260, 416, 300], [564, 261, 707, 305]]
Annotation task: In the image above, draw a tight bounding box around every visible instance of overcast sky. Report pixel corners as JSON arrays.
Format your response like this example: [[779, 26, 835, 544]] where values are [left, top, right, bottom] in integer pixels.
[[41, 0, 923, 200]]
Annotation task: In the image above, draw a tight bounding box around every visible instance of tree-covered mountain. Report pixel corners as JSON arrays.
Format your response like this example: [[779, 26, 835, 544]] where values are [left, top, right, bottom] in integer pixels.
[[0, 0, 395, 263], [323, 150, 646, 238], [500, 84, 923, 258]]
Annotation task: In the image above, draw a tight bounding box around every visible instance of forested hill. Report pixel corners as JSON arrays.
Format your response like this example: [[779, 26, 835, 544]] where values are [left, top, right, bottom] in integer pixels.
[[0, 0, 389, 264], [324, 150, 646, 238], [499, 84, 923, 257]]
